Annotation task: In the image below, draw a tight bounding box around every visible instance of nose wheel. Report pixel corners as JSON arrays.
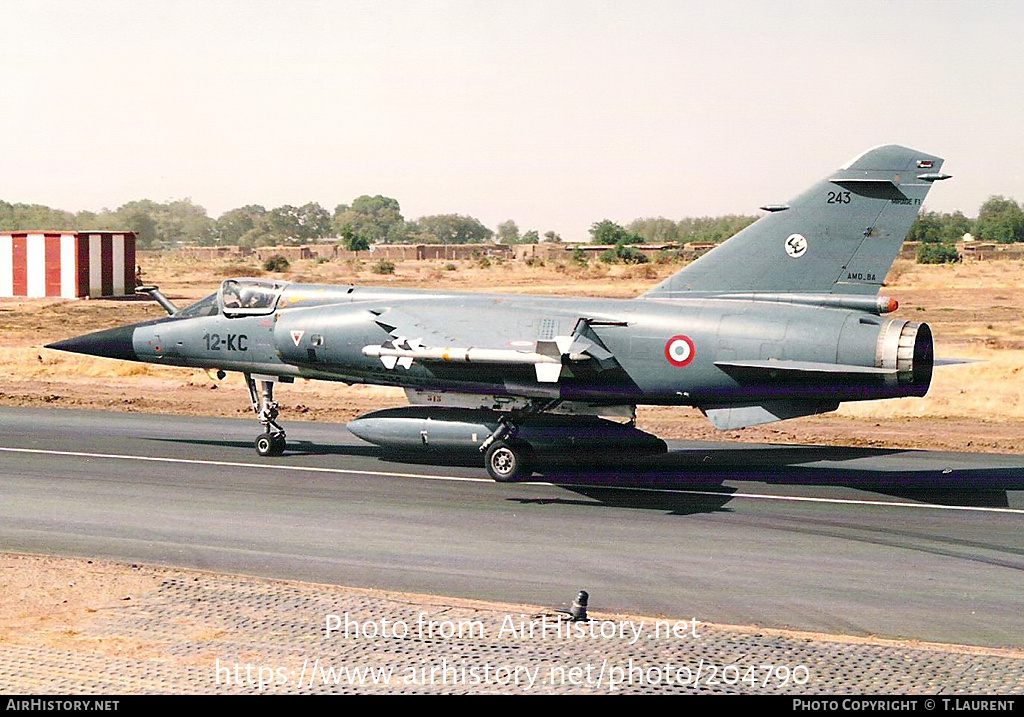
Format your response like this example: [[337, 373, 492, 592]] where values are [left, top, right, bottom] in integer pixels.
[[246, 373, 287, 456], [255, 432, 287, 456]]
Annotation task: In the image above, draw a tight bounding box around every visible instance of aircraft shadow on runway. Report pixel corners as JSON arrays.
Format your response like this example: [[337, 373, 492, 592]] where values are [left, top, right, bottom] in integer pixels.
[[522, 446, 1024, 515], [153, 436, 1024, 515], [156, 437, 383, 458]]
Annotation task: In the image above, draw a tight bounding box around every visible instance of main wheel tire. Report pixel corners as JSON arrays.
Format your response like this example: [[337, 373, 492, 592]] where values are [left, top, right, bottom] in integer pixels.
[[255, 432, 286, 457], [484, 441, 533, 482]]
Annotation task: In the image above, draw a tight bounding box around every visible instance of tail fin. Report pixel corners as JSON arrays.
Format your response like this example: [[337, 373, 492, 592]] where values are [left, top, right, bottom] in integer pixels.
[[643, 145, 949, 298]]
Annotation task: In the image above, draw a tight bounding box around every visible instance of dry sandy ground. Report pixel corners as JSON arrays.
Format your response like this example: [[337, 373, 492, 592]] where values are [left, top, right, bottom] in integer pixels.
[[0, 254, 1021, 453], [0, 554, 159, 657]]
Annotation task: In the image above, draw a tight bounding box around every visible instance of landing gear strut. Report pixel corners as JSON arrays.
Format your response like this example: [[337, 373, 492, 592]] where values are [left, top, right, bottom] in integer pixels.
[[245, 373, 286, 456], [479, 398, 560, 482]]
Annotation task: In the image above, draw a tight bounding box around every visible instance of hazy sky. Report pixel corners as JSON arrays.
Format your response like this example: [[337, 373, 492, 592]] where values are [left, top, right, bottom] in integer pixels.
[[1, 0, 1021, 239]]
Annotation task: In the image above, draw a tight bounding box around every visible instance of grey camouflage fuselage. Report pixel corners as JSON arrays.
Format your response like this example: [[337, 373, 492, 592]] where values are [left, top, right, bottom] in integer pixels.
[[48, 144, 948, 432]]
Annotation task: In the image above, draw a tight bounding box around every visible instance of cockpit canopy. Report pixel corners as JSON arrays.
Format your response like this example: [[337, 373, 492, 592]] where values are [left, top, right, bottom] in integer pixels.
[[219, 278, 289, 316], [175, 292, 220, 318]]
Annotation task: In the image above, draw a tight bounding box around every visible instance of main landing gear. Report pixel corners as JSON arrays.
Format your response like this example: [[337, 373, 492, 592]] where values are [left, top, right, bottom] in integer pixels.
[[478, 398, 560, 482], [483, 440, 534, 483], [245, 373, 287, 456]]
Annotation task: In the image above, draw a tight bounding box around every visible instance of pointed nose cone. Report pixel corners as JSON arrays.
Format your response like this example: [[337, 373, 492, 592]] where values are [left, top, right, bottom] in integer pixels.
[[45, 325, 138, 361]]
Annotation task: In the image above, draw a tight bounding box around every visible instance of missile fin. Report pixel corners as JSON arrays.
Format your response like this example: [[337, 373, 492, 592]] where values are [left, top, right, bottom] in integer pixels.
[[535, 339, 560, 359], [535, 363, 563, 383], [554, 335, 575, 354]]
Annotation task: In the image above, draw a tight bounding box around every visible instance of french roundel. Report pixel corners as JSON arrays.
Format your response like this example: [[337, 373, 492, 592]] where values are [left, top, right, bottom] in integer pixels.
[[664, 335, 695, 367]]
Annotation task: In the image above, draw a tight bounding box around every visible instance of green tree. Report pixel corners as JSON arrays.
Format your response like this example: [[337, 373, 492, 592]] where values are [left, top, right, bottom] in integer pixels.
[[908, 210, 974, 244], [74, 209, 99, 228], [496, 219, 521, 245], [589, 219, 641, 245], [265, 205, 296, 241], [600, 240, 650, 264], [104, 198, 214, 247], [117, 206, 159, 249], [265, 203, 331, 243], [628, 217, 677, 243], [215, 205, 268, 245], [675, 214, 757, 244], [409, 214, 493, 244], [238, 215, 274, 248], [340, 225, 370, 252], [543, 230, 562, 243], [907, 211, 944, 243], [0, 200, 76, 230], [167, 199, 215, 245], [333, 195, 406, 244], [297, 202, 332, 240], [941, 210, 974, 243], [917, 243, 960, 264], [522, 229, 539, 243], [974, 196, 1024, 244]]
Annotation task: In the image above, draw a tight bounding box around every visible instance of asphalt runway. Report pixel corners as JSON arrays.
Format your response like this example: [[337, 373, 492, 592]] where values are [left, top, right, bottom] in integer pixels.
[[1, 407, 1022, 647]]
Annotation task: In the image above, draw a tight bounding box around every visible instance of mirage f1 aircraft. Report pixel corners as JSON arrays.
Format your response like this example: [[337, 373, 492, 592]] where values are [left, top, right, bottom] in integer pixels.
[[49, 145, 955, 481]]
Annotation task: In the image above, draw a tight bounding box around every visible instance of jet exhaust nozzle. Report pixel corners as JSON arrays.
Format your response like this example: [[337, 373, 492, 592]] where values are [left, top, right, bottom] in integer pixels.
[[875, 319, 933, 395]]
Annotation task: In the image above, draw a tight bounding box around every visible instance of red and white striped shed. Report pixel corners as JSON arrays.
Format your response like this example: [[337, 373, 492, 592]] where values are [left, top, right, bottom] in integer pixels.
[[0, 231, 136, 298]]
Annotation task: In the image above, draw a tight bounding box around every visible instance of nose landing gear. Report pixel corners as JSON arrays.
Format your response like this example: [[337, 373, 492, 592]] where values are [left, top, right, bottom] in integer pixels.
[[245, 373, 287, 456], [255, 431, 287, 457]]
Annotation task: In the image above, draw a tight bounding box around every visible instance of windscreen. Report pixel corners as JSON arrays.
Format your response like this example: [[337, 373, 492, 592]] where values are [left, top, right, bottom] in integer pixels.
[[220, 279, 288, 316], [175, 293, 220, 318]]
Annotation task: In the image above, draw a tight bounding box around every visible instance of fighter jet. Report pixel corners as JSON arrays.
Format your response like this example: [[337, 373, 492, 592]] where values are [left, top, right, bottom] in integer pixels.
[[48, 145, 955, 481]]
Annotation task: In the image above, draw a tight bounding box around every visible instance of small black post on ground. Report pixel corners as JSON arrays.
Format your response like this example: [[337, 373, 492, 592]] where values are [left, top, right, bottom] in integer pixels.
[[569, 590, 589, 622]]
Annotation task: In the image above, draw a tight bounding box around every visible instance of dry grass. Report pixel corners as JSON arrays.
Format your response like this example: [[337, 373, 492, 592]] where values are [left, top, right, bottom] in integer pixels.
[[0, 553, 159, 652], [837, 347, 1024, 420], [0, 348, 181, 380], [886, 258, 1024, 291], [133, 251, 677, 303]]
